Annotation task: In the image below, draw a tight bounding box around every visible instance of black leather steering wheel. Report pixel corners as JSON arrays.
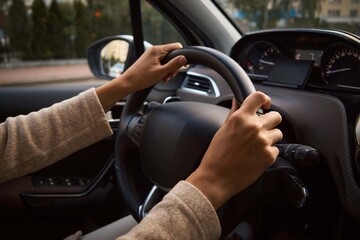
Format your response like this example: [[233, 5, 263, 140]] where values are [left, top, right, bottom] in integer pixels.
[[114, 46, 258, 237]]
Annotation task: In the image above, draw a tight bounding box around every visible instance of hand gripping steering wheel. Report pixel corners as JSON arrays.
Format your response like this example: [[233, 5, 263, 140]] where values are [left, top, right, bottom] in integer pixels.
[[114, 46, 260, 238]]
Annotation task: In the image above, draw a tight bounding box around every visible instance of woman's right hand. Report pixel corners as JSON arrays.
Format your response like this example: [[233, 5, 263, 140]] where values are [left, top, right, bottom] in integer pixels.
[[186, 91, 283, 209]]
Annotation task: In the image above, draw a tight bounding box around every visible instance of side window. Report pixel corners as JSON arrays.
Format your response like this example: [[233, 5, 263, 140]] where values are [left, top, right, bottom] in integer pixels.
[[0, 0, 185, 86], [0, 0, 132, 85], [142, 1, 187, 46]]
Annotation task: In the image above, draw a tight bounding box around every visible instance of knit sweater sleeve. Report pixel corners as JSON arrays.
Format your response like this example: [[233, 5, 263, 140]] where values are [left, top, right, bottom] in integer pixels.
[[0, 88, 113, 183], [117, 181, 221, 240]]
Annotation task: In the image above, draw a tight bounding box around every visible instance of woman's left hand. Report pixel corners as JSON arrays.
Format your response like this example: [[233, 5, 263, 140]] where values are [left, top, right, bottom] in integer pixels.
[[120, 42, 187, 93], [96, 42, 187, 112]]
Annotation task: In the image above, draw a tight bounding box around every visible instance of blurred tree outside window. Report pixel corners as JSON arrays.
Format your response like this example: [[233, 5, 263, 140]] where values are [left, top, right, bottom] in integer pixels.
[[31, 0, 50, 59], [0, 0, 133, 64], [215, 0, 360, 35], [0, 0, 186, 66], [7, 0, 30, 60]]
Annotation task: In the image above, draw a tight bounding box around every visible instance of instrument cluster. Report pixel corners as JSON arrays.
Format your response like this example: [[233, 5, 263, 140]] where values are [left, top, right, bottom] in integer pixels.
[[230, 29, 360, 92]]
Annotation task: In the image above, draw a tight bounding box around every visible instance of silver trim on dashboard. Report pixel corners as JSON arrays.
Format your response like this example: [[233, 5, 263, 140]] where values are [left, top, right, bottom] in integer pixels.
[[181, 71, 220, 97]]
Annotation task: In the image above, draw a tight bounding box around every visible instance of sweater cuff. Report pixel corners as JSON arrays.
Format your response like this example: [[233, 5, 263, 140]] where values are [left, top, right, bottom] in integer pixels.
[[78, 88, 113, 138], [170, 181, 221, 239]]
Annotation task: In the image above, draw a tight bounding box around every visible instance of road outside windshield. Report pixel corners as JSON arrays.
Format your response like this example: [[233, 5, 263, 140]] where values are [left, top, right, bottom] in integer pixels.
[[215, 0, 360, 35]]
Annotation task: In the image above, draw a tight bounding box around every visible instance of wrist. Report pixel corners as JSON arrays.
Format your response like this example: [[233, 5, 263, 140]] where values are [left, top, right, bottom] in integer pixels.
[[119, 69, 140, 94], [186, 170, 231, 210], [95, 75, 133, 112]]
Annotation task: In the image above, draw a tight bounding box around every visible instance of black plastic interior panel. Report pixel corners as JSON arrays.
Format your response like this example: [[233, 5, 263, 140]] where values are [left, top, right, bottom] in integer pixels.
[[255, 84, 360, 222], [0, 80, 106, 120]]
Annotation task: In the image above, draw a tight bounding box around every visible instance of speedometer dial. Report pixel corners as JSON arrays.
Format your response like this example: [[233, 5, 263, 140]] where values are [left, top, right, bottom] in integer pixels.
[[321, 43, 360, 88], [236, 41, 285, 81]]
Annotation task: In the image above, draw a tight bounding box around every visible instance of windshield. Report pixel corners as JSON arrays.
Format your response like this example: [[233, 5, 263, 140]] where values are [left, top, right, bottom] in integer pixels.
[[214, 0, 360, 35]]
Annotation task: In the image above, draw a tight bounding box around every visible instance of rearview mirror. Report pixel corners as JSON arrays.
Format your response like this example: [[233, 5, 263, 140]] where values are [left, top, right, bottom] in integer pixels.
[[87, 35, 152, 80]]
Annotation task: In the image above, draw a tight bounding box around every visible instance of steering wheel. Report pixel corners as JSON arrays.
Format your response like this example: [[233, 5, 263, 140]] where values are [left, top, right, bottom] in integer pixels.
[[114, 46, 259, 237]]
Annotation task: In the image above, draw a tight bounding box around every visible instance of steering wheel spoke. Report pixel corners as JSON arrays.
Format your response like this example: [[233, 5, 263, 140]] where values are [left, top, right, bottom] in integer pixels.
[[126, 114, 146, 146], [139, 185, 167, 219]]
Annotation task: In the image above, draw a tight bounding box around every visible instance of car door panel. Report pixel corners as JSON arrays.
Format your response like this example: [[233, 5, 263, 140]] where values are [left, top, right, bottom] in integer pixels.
[[0, 79, 127, 239], [0, 80, 107, 120]]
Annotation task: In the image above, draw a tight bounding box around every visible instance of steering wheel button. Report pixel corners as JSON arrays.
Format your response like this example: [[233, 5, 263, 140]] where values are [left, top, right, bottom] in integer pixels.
[[134, 126, 142, 136], [138, 117, 145, 124]]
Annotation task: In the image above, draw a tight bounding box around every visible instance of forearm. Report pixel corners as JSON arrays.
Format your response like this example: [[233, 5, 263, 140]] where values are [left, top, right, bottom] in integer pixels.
[[95, 75, 134, 112], [0, 88, 112, 183]]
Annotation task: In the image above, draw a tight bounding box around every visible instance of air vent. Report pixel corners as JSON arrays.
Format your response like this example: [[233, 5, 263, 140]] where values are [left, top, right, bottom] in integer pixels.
[[182, 72, 219, 97]]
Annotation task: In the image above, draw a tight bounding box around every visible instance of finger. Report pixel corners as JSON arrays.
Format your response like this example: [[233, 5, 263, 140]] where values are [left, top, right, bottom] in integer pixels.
[[164, 42, 183, 50], [163, 68, 182, 82], [240, 91, 271, 115], [160, 42, 183, 56], [225, 98, 239, 122], [167, 55, 187, 69], [260, 111, 282, 129], [268, 145, 280, 162], [265, 128, 283, 145], [161, 55, 187, 82]]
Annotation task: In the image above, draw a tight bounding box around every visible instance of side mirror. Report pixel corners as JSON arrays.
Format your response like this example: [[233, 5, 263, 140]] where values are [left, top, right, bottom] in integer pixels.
[[87, 35, 152, 80]]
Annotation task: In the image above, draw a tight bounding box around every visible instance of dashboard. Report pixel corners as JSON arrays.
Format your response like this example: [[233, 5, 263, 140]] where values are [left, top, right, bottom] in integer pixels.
[[177, 29, 360, 223], [230, 28, 360, 92]]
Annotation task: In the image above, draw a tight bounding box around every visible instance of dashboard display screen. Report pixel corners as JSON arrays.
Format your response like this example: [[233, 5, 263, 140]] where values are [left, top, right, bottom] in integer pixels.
[[295, 49, 323, 66], [267, 59, 313, 87]]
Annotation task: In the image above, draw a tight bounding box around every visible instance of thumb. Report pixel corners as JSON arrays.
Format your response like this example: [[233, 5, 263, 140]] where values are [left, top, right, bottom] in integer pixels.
[[161, 55, 187, 82]]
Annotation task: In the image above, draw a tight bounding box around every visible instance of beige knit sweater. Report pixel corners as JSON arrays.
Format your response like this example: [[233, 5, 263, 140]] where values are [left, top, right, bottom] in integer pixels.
[[0, 88, 220, 239]]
